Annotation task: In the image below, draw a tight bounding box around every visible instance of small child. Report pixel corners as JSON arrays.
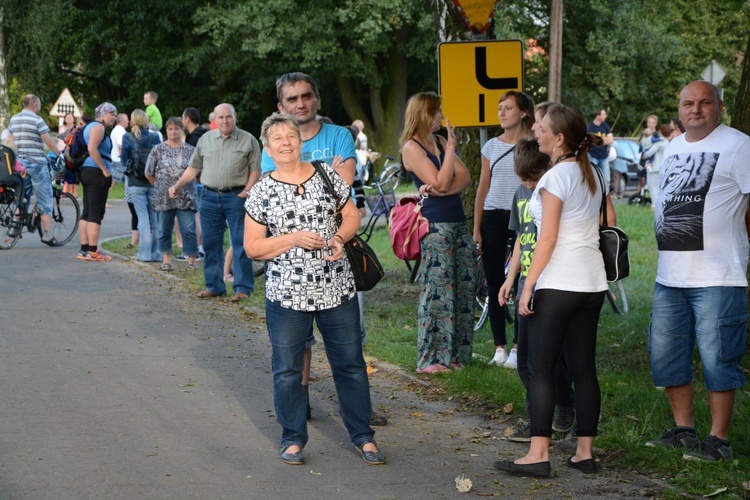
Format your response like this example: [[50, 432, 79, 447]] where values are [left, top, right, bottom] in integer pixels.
[[499, 138, 576, 441], [143, 91, 163, 131]]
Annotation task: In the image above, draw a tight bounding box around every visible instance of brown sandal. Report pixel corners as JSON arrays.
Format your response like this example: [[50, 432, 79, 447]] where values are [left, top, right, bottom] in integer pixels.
[[196, 289, 223, 299]]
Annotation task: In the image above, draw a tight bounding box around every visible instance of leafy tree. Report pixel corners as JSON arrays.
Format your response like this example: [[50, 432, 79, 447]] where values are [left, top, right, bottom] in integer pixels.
[[492, 0, 749, 135], [193, 0, 437, 155]]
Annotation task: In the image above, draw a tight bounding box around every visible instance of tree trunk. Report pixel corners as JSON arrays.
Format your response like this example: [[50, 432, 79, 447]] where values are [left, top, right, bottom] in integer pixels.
[[548, 0, 563, 102], [731, 34, 750, 135], [732, 33, 750, 345], [0, 6, 10, 131]]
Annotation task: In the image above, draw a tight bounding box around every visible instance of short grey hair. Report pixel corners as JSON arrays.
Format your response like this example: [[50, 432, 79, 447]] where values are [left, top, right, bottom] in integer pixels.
[[213, 103, 236, 119], [260, 113, 301, 147]]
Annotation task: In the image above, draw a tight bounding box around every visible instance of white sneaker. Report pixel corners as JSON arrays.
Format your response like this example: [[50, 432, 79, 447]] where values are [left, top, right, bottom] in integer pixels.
[[504, 348, 518, 369], [489, 349, 508, 366]]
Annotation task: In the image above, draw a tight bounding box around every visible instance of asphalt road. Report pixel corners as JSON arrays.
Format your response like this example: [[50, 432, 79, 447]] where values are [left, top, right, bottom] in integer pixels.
[[0, 199, 665, 499]]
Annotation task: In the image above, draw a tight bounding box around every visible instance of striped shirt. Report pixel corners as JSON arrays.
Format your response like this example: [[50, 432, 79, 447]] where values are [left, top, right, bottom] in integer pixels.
[[8, 109, 50, 163], [480, 138, 520, 211]]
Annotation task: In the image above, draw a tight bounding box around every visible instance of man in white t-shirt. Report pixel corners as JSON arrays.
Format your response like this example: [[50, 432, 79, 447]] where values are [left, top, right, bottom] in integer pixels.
[[109, 113, 129, 182], [646, 81, 750, 462]]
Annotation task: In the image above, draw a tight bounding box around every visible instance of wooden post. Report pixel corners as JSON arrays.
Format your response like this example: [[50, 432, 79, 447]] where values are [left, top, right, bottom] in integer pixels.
[[548, 0, 563, 102]]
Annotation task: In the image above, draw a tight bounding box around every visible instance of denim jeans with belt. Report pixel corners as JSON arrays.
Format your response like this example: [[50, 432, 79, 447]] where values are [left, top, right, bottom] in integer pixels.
[[266, 297, 375, 449], [200, 188, 253, 295]]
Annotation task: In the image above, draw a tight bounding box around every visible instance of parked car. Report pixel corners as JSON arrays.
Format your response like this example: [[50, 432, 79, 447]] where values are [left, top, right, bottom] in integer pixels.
[[610, 139, 642, 193]]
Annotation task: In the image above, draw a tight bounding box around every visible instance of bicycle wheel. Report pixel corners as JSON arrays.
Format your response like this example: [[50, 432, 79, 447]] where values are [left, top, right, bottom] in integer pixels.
[[0, 200, 22, 249], [474, 294, 489, 332], [606, 280, 629, 315], [380, 163, 402, 191], [253, 259, 267, 278], [47, 192, 80, 245]]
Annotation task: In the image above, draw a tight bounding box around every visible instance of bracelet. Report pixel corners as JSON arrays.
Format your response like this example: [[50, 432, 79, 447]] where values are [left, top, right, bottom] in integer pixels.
[[332, 234, 345, 243]]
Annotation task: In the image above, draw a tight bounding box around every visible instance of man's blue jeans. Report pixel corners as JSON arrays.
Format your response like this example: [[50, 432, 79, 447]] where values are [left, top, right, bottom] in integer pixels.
[[200, 189, 253, 295], [588, 155, 611, 186], [266, 297, 375, 449], [129, 186, 160, 262]]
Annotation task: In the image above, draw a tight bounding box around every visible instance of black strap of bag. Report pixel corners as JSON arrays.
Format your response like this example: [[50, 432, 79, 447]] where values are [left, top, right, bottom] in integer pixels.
[[311, 160, 384, 291], [489, 144, 516, 177]]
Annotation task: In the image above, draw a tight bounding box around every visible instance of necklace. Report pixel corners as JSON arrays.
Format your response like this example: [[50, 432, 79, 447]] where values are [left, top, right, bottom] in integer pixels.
[[553, 152, 576, 165]]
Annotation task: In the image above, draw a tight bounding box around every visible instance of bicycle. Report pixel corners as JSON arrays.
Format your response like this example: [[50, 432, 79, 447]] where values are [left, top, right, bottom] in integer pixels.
[[606, 280, 629, 315], [0, 156, 80, 249]]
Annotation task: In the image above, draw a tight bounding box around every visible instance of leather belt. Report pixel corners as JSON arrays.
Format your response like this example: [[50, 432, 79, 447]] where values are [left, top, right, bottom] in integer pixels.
[[203, 185, 245, 193]]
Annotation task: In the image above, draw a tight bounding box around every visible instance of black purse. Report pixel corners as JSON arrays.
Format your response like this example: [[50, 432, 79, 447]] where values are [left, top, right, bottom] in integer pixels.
[[312, 161, 384, 291], [595, 167, 630, 282]]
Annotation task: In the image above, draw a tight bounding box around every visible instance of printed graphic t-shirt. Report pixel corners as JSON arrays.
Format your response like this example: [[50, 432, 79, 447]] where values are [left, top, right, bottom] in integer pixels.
[[655, 124, 750, 288]]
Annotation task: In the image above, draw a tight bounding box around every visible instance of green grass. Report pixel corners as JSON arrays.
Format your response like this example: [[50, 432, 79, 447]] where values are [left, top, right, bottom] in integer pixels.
[[104, 201, 750, 497]]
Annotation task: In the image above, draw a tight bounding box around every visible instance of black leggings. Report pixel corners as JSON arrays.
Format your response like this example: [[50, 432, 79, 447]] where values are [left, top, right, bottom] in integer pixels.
[[516, 309, 575, 412], [128, 202, 138, 231], [79, 167, 111, 225], [481, 209, 516, 346], [526, 288, 605, 438]]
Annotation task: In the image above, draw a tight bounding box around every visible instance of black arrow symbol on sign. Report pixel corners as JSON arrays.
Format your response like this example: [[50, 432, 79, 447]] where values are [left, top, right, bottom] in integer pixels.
[[475, 47, 519, 89], [475, 46, 519, 123]]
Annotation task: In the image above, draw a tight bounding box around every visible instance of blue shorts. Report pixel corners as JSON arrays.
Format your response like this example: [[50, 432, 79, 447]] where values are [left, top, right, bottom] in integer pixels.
[[649, 283, 747, 391]]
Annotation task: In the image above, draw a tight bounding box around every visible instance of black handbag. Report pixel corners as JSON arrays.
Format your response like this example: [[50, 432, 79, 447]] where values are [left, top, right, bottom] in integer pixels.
[[595, 167, 630, 282], [311, 161, 384, 291]]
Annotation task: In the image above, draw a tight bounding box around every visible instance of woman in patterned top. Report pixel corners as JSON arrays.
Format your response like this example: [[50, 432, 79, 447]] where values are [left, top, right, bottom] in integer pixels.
[[146, 117, 198, 271], [244, 113, 384, 467]]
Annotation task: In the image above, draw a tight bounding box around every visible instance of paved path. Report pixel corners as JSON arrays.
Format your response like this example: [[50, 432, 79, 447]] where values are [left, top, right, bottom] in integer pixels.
[[0, 200, 664, 499]]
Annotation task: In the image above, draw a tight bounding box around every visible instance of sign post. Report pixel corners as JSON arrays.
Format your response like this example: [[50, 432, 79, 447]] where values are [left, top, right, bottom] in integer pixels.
[[438, 39, 524, 128]]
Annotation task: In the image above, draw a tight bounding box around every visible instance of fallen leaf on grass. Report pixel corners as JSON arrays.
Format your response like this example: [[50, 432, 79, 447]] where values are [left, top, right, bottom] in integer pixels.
[[503, 402, 514, 414], [455, 474, 472, 493]]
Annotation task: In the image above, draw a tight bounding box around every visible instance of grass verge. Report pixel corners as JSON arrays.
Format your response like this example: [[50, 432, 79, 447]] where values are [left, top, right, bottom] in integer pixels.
[[105, 201, 749, 497]]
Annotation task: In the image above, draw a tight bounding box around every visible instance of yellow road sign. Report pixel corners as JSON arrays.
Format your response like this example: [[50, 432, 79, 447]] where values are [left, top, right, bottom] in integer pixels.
[[438, 40, 524, 128]]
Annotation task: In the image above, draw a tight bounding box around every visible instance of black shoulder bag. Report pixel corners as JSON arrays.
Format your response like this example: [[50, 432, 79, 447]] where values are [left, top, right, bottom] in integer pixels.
[[312, 161, 384, 291], [595, 167, 630, 282]]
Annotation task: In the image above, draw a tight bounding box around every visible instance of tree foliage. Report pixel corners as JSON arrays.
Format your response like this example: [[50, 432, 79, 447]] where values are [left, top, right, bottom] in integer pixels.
[[193, 0, 437, 155], [493, 0, 749, 135]]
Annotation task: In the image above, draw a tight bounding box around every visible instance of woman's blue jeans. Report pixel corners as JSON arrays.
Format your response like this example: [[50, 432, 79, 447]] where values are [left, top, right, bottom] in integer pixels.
[[157, 209, 197, 256], [265, 297, 375, 449], [129, 186, 160, 262]]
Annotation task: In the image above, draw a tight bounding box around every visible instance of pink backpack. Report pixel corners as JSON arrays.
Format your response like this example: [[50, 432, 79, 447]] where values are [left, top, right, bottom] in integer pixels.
[[389, 195, 429, 261]]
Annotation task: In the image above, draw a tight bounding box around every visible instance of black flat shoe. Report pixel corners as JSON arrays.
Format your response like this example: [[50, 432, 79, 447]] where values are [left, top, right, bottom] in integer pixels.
[[493, 460, 551, 477], [565, 457, 599, 474], [357, 442, 386, 465]]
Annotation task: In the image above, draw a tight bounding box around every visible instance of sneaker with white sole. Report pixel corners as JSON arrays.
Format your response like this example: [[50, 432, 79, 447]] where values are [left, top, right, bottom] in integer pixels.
[[504, 348, 518, 369], [683, 435, 733, 462], [489, 349, 508, 366]]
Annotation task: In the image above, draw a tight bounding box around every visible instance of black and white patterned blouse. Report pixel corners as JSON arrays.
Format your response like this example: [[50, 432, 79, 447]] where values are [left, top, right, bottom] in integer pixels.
[[145, 142, 197, 212], [245, 162, 356, 311]]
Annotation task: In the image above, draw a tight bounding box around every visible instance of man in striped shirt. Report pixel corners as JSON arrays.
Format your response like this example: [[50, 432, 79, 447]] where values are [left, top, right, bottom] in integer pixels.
[[8, 94, 62, 245]]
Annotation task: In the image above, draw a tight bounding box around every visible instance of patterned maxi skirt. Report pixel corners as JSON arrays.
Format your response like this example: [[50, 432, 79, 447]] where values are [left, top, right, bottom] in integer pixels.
[[416, 222, 477, 370]]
